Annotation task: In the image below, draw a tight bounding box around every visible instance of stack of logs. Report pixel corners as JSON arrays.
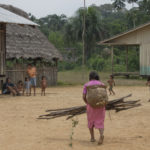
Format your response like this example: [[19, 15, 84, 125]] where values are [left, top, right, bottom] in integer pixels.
[[38, 94, 141, 120]]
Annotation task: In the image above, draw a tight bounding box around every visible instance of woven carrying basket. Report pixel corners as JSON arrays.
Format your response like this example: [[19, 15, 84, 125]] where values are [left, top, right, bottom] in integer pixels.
[[86, 85, 108, 108]]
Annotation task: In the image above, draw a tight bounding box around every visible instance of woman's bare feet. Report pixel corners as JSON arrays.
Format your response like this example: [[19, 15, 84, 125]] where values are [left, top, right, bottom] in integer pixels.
[[98, 135, 104, 145]]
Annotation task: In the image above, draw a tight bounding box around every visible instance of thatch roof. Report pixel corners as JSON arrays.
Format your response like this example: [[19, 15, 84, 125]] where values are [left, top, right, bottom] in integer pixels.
[[0, 4, 62, 61]]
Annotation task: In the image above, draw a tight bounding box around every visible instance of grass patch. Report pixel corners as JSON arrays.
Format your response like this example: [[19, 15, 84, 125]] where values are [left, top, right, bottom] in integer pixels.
[[58, 70, 146, 86], [57, 81, 75, 86]]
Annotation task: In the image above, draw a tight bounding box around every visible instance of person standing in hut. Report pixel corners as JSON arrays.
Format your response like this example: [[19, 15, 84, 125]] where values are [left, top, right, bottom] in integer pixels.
[[83, 71, 107, 145], [27, 64, 37, 96]]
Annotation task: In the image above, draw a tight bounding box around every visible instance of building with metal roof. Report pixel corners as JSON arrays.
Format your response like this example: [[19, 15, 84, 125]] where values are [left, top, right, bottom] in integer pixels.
[[0, 5, 38, 80], [0, 4, 62, 87], [98, 22, 150, 76]]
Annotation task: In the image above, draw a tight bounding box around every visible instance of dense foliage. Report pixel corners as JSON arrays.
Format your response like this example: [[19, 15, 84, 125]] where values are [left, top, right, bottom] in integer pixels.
[[29, 1, 150, 72]]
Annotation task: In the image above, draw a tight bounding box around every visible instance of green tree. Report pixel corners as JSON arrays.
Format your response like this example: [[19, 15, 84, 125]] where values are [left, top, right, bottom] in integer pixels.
[[113, 0, 138, 10], [64, 6, 106, 61], [138, 0, 150, 14], [48, 31, 65, 49], [28, 3, 149, 72]]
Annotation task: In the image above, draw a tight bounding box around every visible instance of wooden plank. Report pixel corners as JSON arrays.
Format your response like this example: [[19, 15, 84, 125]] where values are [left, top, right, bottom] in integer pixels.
[[112, 72, 140, 76], [0, 23, 6, 93], [99, 43, 139, 46], [55, 60, 58, 85], [6, 70, 26, 72], [5, 66, 58, 86], [1, 80, 3, 94], [126, 46, 128, 72], [0, 23, 6, 76], [111, 46, 114, 74]]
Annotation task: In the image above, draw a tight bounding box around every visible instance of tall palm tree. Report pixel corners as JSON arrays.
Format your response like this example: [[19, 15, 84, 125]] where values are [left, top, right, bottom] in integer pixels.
[[64, 6, 105, 61]]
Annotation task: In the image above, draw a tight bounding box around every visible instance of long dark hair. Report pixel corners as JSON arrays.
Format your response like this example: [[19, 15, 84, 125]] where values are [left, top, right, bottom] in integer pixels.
[[89, 71, 100, 81]]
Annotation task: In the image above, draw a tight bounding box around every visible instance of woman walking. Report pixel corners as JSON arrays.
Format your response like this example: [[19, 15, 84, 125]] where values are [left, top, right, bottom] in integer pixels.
[[83, 71, 106, 145]]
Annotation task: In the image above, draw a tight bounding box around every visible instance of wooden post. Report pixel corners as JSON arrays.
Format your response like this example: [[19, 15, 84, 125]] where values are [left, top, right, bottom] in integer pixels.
[[82, 0, 86, 67], [111, 46, 114, 74], [1, 79, 3, 94], [55, 59, 58, 86], [126, 46, 128, 72], [0, 23, 6, 76], [0, 23, 6, 93], [82, 0, 86, 80]]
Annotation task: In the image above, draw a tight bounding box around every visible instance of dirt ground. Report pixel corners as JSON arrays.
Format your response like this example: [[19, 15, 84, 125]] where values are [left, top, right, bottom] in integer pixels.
[[0, 86, 150, 150]]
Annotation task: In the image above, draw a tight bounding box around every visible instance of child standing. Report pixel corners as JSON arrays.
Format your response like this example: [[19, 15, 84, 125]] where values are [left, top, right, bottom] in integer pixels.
[[41, 76, 47, 96], [17, 80, 24, 95], [146, 76, 150, 101], [107, 75, 115, 95], [146, 76, 150, 87], [24, 77, 31, 96]]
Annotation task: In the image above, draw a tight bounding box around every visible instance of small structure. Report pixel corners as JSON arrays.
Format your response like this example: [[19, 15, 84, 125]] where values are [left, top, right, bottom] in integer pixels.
[[0, 6, 37, 89], [98, 22, 150, 76], [0, 5, 61, 86]]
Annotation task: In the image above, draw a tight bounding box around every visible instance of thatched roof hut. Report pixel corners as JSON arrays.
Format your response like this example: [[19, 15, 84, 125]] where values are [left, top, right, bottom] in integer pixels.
[[0, 4, 62, 61], [0, 4, 62, 86]]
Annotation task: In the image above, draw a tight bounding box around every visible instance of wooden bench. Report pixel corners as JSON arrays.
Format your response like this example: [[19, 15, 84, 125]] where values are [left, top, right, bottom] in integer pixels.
[[112, 72, 140, 78]]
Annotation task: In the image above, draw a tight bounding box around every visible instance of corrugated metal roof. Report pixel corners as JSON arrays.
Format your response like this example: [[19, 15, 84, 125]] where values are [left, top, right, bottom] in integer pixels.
[[0, 7, 37, 26], [98, 21, 150, 45]]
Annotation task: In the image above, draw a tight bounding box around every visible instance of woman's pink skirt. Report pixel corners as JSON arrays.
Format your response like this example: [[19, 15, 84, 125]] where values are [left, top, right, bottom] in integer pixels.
[[86, 104, 105, 129]]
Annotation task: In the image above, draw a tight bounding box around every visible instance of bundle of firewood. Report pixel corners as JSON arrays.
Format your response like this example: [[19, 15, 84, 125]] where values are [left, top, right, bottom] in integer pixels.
[[38, 94, 141, 120]]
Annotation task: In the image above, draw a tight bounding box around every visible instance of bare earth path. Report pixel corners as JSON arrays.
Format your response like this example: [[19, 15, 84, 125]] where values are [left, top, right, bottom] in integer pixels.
[[0, 86, 150, 150]]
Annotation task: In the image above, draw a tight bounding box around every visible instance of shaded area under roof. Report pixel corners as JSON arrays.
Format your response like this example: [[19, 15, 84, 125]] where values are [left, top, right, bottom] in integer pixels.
[[0, 7, 37, 26]]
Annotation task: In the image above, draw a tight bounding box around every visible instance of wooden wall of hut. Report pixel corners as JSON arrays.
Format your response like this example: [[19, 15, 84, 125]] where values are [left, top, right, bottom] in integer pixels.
[[0, 23, 6, 76], [5, 63, 58, 86]]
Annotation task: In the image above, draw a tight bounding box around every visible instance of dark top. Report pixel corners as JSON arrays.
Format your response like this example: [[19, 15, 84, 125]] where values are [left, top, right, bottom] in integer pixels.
[[2, 82, 14, 94]]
